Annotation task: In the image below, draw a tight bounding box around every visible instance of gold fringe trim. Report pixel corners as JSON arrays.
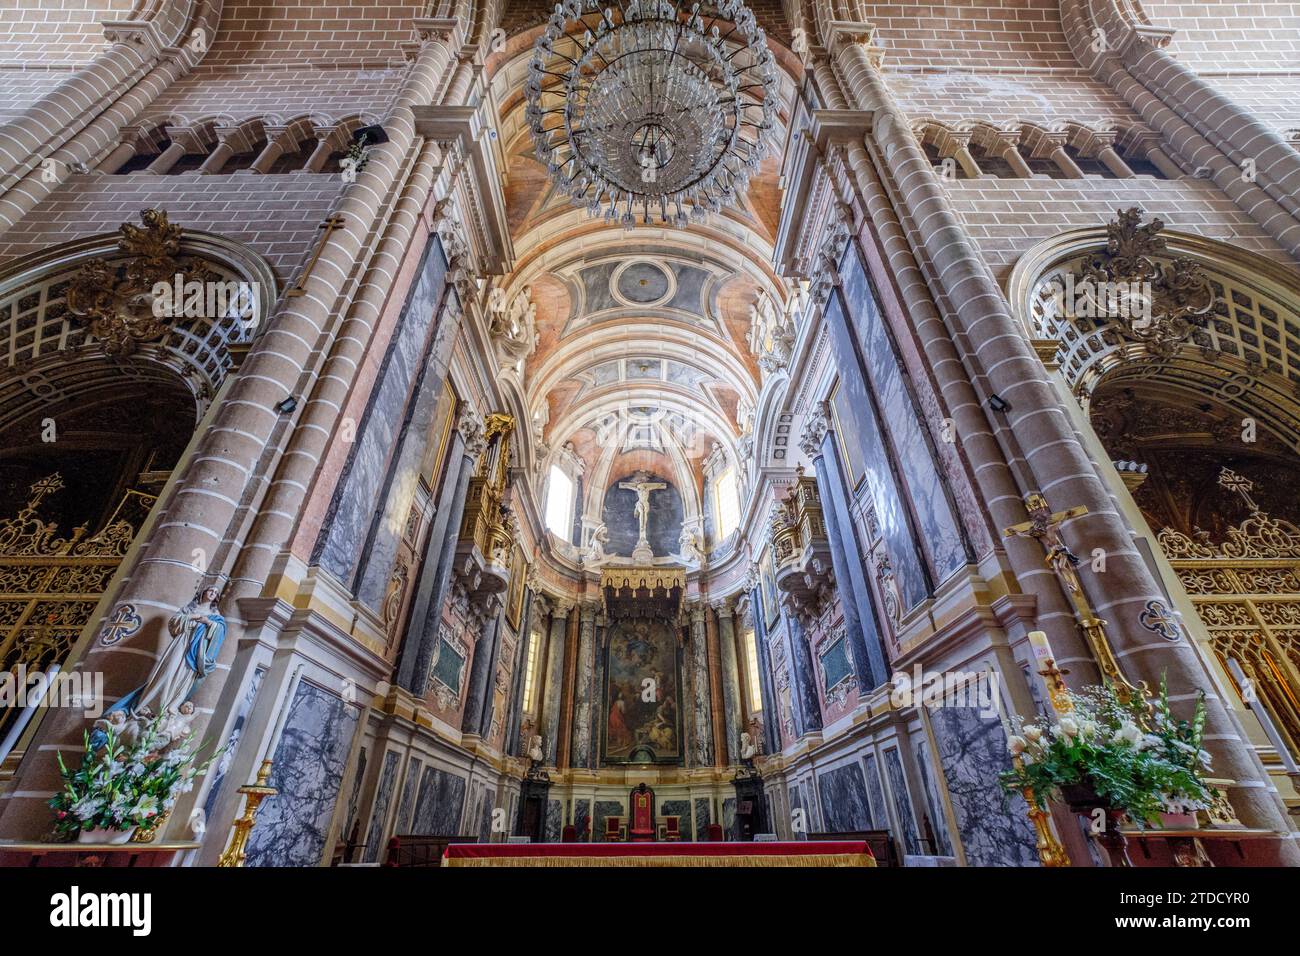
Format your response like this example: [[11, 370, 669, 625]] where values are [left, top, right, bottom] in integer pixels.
[[444, 853, 876, 868]]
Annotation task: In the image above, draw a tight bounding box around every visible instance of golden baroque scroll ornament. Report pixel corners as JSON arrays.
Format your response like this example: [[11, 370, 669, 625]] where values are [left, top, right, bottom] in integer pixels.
[[66, 208, 203, 356], [1077, 207, 1215, 356]]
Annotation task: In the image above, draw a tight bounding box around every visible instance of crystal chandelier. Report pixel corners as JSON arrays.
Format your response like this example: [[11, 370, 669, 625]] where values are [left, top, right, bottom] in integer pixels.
[[525, 1, 777, 228]]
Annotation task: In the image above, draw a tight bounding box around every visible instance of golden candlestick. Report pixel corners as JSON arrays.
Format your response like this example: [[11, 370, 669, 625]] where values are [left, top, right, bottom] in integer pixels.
[[217, 759, 277, 868], [1015, 756, 1071, 867]]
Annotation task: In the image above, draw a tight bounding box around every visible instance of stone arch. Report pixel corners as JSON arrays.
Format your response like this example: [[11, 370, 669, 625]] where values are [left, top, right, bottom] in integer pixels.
[[1008, 219, 1300, 452], [0, 213, 278, 424]]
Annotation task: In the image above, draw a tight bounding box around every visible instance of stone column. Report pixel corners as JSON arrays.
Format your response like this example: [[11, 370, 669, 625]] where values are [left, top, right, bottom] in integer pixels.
[[249, 128, 294, 174], [95, 139, 139, 174], [747, 587, 780, 755], [302, 129, 339, 173], [714, 601, 743, 766], [197, 135, 237, 174], [827, 21, 1299, 858], [397, 408, 480, 695], [705, 604, 727, 766], [785, 612, 822, 738], [1096, 145, 1134, 178], [569, 601, 598, 770], [144, 139, 187, 173], [687, 602, 713, 766], [540, 600, 570, 767], [801, 401, 885, 690], [557, 603, 580, 770], [461, 612, 502, 738]]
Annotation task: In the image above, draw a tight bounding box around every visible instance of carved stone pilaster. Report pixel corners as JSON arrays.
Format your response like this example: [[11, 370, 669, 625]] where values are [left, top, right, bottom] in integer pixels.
[[799, 400, 831, 458]]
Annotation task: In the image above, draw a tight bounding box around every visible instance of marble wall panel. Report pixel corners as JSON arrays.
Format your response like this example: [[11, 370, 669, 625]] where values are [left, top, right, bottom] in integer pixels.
[[245, 681, 359, 867], [929, 707, 1039, 866]]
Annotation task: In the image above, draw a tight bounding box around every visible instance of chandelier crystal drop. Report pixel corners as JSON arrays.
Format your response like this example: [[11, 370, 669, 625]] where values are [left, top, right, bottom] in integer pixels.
[[525, 0, 778, 228]]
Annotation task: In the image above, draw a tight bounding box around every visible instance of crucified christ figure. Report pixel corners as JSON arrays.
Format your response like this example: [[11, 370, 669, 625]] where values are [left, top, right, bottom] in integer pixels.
[[620, 472, 666, 547]]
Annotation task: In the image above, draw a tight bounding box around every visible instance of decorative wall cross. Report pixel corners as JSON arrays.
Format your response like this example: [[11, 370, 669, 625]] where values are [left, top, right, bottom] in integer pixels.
[[287, 215, 346, 297]]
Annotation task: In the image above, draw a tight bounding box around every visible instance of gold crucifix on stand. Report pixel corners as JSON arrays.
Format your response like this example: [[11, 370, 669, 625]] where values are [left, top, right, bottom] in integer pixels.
[[1003, 492, 1142, 701]]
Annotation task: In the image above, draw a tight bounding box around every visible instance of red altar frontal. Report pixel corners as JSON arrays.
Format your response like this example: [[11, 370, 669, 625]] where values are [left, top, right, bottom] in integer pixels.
[[442, 841, 876, 868]]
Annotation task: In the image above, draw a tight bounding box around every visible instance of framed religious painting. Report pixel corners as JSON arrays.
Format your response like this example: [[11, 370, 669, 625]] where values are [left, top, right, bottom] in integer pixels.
[[828, 379, 866, 492], [505, 543, 527, 631]]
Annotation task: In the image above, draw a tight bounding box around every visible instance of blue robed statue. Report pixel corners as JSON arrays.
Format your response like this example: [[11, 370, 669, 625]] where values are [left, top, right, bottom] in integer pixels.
[[94, 587, 226, 744]]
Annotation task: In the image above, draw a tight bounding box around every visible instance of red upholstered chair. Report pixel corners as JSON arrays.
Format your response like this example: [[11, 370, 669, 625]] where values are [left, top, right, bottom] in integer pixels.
[[706, 823, 724, 842], [663, 816, 681, 842], [604, 816, 626, 842], [561, 824, 577, 843]]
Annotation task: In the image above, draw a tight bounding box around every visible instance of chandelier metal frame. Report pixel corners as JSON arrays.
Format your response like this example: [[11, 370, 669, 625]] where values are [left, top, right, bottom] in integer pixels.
[[524, 0, 778, 228]]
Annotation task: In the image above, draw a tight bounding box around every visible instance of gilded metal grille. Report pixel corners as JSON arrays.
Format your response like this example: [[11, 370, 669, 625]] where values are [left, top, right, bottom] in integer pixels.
[[0, 474, 150, 739], [1158, 469, 1300, 759]]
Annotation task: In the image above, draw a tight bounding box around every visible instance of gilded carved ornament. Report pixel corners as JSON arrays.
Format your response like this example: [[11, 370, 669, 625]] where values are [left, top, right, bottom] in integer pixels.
[[65, 209, 213, 357]]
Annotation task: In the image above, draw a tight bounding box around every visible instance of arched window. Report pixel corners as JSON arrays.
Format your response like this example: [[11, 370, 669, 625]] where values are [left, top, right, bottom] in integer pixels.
[[544, 464, 574, 537], [714, 464, 740, 538], [741, 628, 762, 713], [521, 629, 543, 713]]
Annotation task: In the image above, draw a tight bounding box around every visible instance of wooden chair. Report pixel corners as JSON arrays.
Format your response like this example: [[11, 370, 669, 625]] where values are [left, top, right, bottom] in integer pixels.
[[706, 823, 724, 841], [663, 816, 681, 841], [604, 816, 627, 842]]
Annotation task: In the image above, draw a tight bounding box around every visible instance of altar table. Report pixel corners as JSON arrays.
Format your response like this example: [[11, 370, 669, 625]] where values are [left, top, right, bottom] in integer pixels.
[[442, 840, 875, 868]]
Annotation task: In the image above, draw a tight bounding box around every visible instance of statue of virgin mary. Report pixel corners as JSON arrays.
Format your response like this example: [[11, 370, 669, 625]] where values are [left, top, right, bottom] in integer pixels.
[[94, 587, 227, 744]]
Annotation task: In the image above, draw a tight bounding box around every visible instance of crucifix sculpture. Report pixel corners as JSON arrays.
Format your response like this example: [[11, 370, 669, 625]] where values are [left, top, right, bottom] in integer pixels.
[[1003, 492, 1141, 700], [620, 471, 665, 562]]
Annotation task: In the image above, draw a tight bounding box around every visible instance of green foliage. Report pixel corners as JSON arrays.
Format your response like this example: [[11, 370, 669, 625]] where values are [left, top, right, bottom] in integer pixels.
[[48, 716, 219, 836], [999, 677, 1216, 828]]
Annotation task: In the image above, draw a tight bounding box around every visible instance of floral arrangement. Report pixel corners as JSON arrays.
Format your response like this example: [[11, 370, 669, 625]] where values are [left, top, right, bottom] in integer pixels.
[[49, 715, 219, 838], [999, 678, 1217, 828]]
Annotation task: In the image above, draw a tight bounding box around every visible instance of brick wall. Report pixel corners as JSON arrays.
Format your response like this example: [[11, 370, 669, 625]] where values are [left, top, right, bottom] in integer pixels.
[[144, 66, 408, 130], [0, 67, 70, 122], [203, 0, 426, 66], [944, 174, 1294, 283], [887, 69, 1139, 126], [0, 171, 345, 282], [1142, 0, 1300, 70], [0, 0, 132, 65]]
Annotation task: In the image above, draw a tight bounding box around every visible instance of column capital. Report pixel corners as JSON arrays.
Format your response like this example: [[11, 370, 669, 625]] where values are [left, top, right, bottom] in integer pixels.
[[412, 17, 465, 48], [710, 598, 734, 620]]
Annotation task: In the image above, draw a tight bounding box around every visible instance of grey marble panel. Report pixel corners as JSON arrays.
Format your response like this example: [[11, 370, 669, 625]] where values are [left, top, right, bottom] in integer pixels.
[[573, 799, 591, 841], [411, 765, 467, 836], [545, 799, 564, 843], [817, 763, 872, 833], [314, 237, 447, 583], [477, 788, 497, 842], [722, 797, 736, 838], [862, 754, 887, 830], [659, 799, 690, 838], [882, 746, 922, 856], [825, 292, 928, 612], [203, 666, 264, 820], [929, 706, 1039, 866], [593, 800, 624, 841], [362, 750, 400, 863], [245, 681, 359, 867], [787, 782, 804, 837], [393, 757, 422, 835], [915, 737, 954, 857], [693, 798, 712, 840], [840, 246, 966, 582]]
